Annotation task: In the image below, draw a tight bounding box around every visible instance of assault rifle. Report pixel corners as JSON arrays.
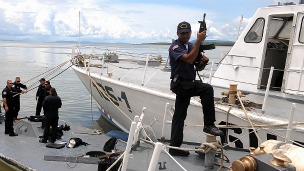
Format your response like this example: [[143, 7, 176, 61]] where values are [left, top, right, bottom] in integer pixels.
[[193, 13, 215, 69]]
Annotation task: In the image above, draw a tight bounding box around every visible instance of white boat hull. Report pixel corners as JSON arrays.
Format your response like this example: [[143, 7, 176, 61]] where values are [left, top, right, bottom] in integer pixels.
[[73, 66, 304, 149]]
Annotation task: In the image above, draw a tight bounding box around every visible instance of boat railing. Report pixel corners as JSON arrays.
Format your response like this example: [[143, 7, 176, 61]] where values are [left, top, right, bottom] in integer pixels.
[[117, 107, 223, 171], [160, 103, 173, 140], [207, 60, 304, 93]]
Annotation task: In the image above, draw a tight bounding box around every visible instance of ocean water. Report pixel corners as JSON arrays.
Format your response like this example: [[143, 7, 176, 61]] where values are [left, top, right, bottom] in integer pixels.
[[0, 41, 231, 129]]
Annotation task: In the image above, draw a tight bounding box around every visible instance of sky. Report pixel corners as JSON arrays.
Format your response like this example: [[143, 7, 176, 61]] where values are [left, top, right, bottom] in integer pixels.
[[0, 0, 300, 43]]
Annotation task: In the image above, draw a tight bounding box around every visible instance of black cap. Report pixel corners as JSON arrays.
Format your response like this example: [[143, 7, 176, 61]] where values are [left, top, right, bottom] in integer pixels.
[[39, 78, 45, 81], [177, 21, 191, 33]]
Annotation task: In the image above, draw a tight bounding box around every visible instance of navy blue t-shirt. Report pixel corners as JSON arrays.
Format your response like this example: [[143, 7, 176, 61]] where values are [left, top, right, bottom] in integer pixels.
[[169, 39, 196, 81]]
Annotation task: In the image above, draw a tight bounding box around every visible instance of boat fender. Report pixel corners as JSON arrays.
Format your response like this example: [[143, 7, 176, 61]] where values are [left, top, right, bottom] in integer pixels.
[[261, 140, 304, 171], [67, 138, 89, 148]]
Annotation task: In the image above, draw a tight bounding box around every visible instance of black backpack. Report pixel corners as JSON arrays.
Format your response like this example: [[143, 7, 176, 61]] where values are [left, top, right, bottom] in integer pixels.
[[103, 137, 117, 152]]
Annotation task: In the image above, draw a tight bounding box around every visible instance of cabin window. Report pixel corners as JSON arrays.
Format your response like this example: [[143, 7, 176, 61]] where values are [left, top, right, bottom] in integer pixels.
[[299, 17, 304, 43], [244, 18, 265, 43]]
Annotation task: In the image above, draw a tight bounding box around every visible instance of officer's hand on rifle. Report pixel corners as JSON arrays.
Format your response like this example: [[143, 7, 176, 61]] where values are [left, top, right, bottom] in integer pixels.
[[197, 30, 207, 43], [201, 55, 209, 64], [196, 54, 209, 71]]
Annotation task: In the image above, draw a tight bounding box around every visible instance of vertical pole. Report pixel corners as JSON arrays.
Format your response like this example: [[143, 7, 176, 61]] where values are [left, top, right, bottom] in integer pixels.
[[262, 66, 274, 113], [142, 54, 149, 86], [71, 46, 75, 63], [237, 15, 243, 39], [208, 61, 214, 84], [134, 108, 146, 145], [78, 11, 81, 49], [285, 103, 296, 143], [148, 142, 163, 171], [121, 122, 136, 171], [161, 103, 170, 140]]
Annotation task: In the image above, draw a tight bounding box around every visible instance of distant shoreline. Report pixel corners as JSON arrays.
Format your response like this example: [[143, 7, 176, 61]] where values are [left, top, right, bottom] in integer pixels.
[[0, 40, 235, 46], [143, 40, 235, 46]]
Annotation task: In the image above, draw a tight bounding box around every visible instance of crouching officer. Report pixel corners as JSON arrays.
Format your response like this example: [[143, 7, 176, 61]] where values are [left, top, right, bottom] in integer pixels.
[[2, 80, 18, 136]]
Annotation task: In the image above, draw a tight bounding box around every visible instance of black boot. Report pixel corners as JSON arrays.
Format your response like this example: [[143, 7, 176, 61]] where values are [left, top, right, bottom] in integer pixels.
[[203, 125, 224, 136]]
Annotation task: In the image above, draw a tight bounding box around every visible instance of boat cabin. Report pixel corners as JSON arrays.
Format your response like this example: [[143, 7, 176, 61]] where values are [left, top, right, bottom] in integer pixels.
[[212, 4, 304, 96]]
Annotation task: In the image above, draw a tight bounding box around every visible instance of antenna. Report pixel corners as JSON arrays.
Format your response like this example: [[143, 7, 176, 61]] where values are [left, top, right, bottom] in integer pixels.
[[237, 15, 243, 39]]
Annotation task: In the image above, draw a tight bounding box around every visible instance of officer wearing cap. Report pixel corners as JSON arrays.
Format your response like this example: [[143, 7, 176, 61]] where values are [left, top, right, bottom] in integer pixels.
[[2, 80, 18, 136], [168, 21, 223, 156], [35, 78, 46, 116]]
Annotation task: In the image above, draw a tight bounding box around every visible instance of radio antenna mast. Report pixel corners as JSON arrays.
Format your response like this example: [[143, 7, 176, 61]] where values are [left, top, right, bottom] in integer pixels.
[[237, 14, 243, 39], [78, 11, 81, 49]]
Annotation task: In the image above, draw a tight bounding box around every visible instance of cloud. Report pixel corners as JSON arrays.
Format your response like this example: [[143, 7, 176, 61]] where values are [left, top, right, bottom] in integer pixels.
[[0, 0, 214, 43], [0, 0, 300, 43]]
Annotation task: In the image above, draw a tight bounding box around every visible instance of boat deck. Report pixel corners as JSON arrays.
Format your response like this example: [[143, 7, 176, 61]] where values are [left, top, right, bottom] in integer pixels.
[[0, 118, 109, 171], [0, 114, 251, 171]]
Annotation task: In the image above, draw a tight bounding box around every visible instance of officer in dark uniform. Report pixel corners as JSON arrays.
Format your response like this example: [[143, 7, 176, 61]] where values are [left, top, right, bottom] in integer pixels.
[[13, 76, 27, 120], [39, 88, 62, 143], [168, 21, 223, 156], [45, 81, 52, 96], [35, 78, 46, 116], [2, 80, 18, 136]]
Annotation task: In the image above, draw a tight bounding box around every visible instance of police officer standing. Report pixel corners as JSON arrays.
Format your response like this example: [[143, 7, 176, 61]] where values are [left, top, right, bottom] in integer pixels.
[[45, 81, 52, 96], [13, 76, 27, 120], [2, 80, 18, 136], [39, 88, 62, 143], [35, 78, 46, 116], [168, 21, 223, 156]]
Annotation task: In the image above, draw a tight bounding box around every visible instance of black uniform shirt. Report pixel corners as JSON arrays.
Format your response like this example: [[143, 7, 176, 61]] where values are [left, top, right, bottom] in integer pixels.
[[169, 39, 196, 81], [13, 82, 27, 100], [43, 95, 62, 118], [36, 84, 46, 99], [2, 86, 14, 108]]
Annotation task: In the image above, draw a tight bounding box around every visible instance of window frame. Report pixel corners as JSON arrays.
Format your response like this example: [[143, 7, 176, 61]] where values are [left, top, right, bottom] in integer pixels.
[[244, 17, 265, 43], [299, 16, 304, 43]]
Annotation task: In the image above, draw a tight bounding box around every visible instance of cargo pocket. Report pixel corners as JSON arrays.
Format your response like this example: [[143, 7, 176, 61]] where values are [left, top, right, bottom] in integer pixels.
[[180, 81, 195, 90]]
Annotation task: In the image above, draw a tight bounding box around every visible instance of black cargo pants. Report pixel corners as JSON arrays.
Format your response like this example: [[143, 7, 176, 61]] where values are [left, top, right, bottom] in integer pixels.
[[169, 80, 216, 147]]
